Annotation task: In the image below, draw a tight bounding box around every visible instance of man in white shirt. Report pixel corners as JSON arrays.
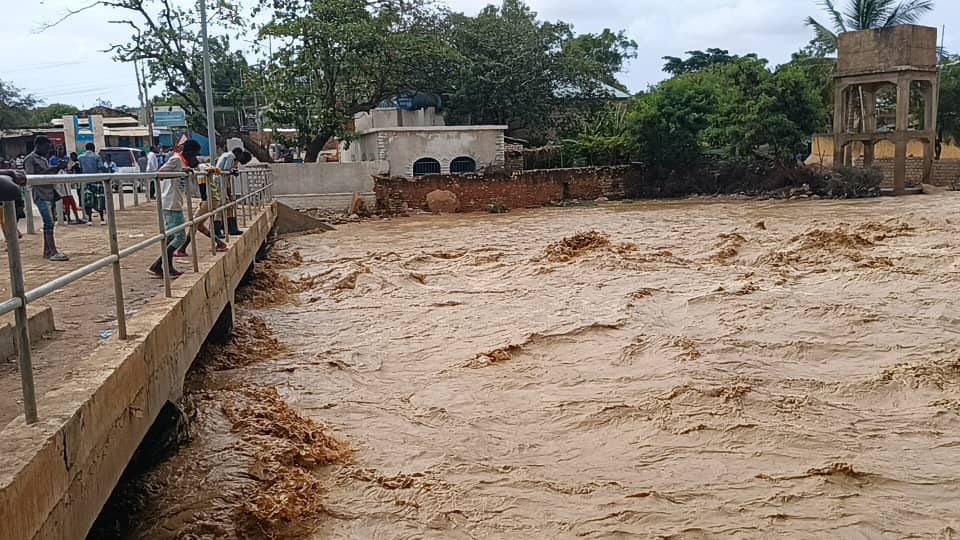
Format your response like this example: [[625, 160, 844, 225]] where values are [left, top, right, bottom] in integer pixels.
[[215, 147, 252, 235], [146, 146, 159, 200], [149, 140, 201, 278]]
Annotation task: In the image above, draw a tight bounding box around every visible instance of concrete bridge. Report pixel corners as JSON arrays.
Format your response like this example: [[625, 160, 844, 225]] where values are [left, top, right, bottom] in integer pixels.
[[0, 201, 283, 539]]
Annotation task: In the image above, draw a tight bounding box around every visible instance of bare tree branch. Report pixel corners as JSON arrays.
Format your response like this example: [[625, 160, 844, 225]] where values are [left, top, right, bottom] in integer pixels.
[[33, 0, 126, 33]]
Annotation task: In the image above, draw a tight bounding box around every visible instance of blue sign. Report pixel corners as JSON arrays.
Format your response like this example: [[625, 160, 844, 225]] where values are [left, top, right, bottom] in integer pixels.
[[154, 110, 187, 127], [73, 116, 93, 145]]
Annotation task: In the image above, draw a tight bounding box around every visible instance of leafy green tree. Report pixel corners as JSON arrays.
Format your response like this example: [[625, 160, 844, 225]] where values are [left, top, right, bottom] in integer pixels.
[[443, 0, 572, 136], [662, 49, 737, 76], [938, 56, 960, 155], [152, 36, 252, 133], [805, 0, 935, 54], [627, 77, 717, 171], [701, 57, 826, 160], [0, 80, 38, 129], [562, 29, 638, 92], [259, 0, 456, 161], [626, 55, 826, 170], [443, 1, 635, 142], [32, 103, 79, 126]]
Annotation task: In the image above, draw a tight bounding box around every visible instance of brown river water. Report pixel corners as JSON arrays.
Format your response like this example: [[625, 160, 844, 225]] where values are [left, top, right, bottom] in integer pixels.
[[94, 196, 960, 539]]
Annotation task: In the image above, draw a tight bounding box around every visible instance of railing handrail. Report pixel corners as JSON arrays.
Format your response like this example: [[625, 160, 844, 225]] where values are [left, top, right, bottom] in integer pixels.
[[0, 168, 274, 423], [25, 167, 259, 186], [24, 172, 188, 186]]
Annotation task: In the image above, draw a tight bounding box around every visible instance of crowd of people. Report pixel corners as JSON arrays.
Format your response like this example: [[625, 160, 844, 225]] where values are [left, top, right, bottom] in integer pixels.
[[1, 135, 253, 275]]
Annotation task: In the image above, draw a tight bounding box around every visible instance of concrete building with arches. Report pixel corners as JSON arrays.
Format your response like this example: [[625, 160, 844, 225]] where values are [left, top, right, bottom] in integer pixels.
[[831, 24, 940, 195], [340, 107, 507, 178]]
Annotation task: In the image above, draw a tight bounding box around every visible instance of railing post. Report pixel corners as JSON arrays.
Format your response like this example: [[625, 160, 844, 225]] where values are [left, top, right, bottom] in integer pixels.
[[117, 178, 125, 211], [2, 201, 38, 424], [219, 173, 229, 244], [207, 172, 217, 256], [241, 171, 249, 227], [102, 180, 128, 340], [183, 174, 200, 273], [154, 180, 172, 297], [133, 179, 139, 207], [256, 172, 263, 209], [24, 186, 35, 235]]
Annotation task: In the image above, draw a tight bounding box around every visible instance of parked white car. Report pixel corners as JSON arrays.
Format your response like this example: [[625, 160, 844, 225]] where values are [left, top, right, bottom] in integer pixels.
[[101, 147, 147, 192]]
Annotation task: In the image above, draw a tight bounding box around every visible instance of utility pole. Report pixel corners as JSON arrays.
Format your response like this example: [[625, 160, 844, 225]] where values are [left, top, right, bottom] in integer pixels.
[[200, 0, 218, 161], [134, 59, 156, 150]]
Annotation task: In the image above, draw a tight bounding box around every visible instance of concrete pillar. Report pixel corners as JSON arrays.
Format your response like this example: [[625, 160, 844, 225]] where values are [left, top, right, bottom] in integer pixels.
[[922, 136, 934, 183], [862, 86, 877, 132], [894, 137, 908, 194], [895, 78, 911, 132], [91, 115, 106, 150], [893, 77, 911, 194], [924, 80, 938, 131], [62, 115, 77, 155], [864, 142, 875, 167], [924, 78, 939, 183], [833, 85, 846, 167]]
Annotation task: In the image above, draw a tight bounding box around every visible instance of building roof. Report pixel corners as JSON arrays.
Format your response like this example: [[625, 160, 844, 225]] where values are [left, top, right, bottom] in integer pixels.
[[357, 125, 508, 135], [51, 116, 139, 128]]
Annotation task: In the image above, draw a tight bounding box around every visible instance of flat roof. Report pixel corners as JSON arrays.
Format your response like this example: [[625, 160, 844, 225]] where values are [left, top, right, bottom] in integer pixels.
[[357, 125, 508, 135]]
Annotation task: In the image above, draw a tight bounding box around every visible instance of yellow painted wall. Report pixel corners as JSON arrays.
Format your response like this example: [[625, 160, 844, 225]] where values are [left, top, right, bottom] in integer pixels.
[[807, 134, 960, 166]]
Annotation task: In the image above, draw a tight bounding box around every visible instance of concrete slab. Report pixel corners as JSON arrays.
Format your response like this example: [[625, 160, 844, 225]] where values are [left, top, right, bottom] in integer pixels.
[[0, 306, 55, 361], [274, 201, 336, 235]]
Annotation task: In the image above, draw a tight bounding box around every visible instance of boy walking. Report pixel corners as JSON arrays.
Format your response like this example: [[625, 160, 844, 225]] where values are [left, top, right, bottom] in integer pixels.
[[149, 139, 203, 278]]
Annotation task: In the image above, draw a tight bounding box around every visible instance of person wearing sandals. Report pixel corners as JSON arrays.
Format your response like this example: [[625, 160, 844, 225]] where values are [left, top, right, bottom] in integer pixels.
[[148, 140, 226, 277], [23, 136, 69, 261]]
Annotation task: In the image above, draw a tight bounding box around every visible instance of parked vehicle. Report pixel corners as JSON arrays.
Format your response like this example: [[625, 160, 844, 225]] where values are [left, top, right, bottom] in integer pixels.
[[101, 147, 147, 192]]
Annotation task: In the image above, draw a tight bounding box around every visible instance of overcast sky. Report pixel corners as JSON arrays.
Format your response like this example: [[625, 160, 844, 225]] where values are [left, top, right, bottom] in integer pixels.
[[5, 0, 959, 109]]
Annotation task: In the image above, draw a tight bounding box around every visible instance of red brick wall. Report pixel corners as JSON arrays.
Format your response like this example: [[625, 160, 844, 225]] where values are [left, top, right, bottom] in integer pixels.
[[854, 158, 960, 188], [374, 166, 631, 213]]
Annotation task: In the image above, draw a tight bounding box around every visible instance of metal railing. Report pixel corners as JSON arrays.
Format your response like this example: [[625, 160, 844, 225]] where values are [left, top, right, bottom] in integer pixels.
[[0, 167, 274, 424]]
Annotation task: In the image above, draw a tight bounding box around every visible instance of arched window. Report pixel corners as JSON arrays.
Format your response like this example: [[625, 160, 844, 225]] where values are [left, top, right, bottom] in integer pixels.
[[413, 158, 441, 177], [450, 156, 477, 174]]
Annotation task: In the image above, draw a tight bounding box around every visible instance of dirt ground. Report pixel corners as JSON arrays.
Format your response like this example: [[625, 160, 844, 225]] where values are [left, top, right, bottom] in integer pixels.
[[0, 193, 244, 426], [107, 195, 960, 539]]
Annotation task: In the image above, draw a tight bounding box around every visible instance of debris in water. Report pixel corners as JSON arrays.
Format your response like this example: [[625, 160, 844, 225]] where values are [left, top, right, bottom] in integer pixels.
[[198, 315, 289, 371], [544, 230, 611, 262], [237, 264, 300, 308], [225, 386, 351, 536], [466, 344, 522, 368], [268, 248, 305, 270], [628, 288, 657, 299]]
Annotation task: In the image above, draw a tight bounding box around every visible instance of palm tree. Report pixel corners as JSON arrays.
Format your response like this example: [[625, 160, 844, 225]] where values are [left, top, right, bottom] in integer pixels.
[[806, 0, 935, 53]]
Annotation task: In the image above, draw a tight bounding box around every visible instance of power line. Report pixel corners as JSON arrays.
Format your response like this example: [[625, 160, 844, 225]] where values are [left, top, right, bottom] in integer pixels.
[[4, 61, 84, 74]]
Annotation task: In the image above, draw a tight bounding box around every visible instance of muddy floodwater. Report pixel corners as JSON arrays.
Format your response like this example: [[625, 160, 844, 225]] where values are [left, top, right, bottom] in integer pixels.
[[106, 196, 960, 539]]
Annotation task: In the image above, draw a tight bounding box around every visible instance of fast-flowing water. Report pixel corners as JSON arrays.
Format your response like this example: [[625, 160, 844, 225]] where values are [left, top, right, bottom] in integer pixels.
[[102, 196, 960, 539]]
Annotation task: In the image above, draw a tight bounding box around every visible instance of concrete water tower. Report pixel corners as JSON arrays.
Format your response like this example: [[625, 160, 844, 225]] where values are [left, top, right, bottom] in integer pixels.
[[833, 24, 939, 195]]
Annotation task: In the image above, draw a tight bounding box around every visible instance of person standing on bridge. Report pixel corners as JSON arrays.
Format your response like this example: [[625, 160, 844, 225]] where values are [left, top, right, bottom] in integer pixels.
[[149, 139, 204, 278], [23, 136, 69, 261], [216, 147, 252, 236], [78, 143, 107, 226], [146, 145, 159, 200]]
